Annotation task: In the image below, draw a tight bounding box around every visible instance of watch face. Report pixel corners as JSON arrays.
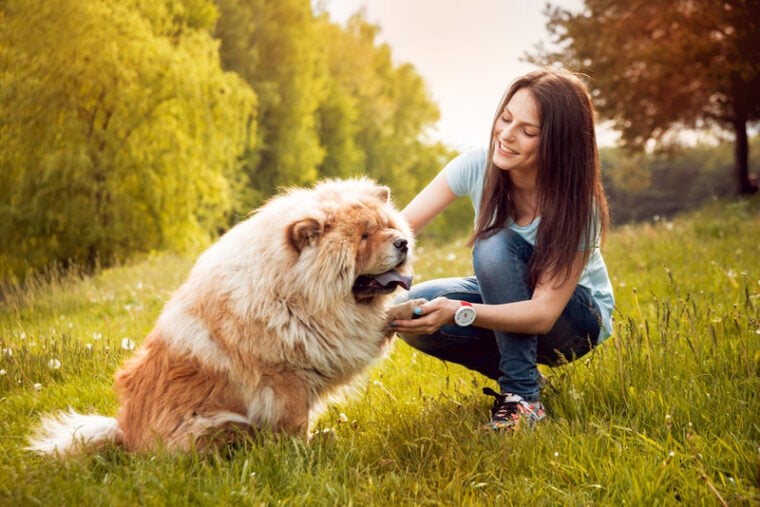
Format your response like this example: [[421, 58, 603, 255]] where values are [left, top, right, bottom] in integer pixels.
[[455, 306, 476, 326]]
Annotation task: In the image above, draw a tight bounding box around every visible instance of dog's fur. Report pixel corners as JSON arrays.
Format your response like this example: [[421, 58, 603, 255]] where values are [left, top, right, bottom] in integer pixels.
[[28, 178, 422, 454]]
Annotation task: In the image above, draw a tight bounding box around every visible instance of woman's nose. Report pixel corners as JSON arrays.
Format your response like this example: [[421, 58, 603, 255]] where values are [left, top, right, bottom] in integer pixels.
[[498, 124, 515, 141]]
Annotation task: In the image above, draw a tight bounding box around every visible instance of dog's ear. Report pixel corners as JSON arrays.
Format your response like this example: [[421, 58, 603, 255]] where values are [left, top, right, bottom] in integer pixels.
[[374, 185, 390, 203], [288, 217, 323, 252]]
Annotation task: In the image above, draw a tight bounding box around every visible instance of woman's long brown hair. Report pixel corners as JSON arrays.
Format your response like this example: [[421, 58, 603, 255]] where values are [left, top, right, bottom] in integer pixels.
[[469, 69, 610, 287]]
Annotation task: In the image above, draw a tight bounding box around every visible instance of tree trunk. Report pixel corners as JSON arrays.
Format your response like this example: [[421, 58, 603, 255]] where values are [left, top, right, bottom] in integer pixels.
[[733, 117, 758, 195]]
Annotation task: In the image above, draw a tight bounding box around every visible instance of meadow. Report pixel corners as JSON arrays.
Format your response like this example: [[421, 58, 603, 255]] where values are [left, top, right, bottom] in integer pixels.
[[0, 197, 758, 505]]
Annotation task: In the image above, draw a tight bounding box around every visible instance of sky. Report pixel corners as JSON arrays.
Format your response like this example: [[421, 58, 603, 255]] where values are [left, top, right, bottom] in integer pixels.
[[321, 0, 618, 150]]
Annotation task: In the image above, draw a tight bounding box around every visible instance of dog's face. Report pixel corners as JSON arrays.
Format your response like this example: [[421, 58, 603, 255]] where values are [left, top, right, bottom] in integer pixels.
[[285, 180, 413, 302]]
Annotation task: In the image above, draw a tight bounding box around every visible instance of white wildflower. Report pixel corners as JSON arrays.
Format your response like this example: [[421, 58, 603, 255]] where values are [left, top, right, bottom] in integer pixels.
[[338, 413, 349, 423], [19, 332, 26, 340], [33, 383, 42, 392], [446, 253, 457, 262], [0, 369, 6, 376], [93, 332, 103, 341], [48, 359, 61, 370], [121, 338, 136, 351], [2, 348, 12, 357], [668, 451, 675, 458], [85, 343, 93, 351]]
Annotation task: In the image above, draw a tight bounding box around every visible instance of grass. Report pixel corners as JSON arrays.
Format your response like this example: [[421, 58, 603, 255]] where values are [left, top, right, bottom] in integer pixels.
[[1, 198, 759, 505]]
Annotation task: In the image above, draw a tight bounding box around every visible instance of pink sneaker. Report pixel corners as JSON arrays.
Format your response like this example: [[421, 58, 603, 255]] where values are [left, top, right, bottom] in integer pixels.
[[482, 387, 546, 431]]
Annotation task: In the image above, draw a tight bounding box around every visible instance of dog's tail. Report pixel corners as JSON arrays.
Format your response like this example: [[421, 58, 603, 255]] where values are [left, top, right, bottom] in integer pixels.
[[26, 409, 123, 455]]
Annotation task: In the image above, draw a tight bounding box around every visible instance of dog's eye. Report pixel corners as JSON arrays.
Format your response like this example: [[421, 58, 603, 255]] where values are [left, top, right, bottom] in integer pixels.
[[361, 232, 369, 240]]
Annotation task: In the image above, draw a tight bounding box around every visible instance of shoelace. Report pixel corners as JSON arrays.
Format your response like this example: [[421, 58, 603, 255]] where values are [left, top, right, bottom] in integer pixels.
[[482, 387, 519, 420]]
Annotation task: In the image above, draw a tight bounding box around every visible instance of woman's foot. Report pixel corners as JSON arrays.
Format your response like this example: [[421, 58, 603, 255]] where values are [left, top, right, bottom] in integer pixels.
[[482, 387, 546, 431]]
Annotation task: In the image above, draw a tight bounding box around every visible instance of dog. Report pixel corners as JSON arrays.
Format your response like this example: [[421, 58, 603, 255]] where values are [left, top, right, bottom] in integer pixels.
[[28, 178, 424, 454]]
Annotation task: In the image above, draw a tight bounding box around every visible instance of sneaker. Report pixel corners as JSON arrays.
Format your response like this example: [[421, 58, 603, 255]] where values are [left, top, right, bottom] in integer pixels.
[[482, 387, 546, 431]]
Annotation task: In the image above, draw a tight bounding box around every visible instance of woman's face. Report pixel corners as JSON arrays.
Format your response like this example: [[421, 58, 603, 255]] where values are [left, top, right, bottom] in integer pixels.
[[492, 87, 541, 178]]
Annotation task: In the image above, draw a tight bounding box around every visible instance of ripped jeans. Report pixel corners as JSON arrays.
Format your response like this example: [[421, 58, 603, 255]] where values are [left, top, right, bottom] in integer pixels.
[[396, 228, 601, 402]]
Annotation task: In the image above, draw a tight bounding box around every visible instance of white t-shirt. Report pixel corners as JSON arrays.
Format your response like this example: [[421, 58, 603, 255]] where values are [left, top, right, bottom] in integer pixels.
[[444, 147, 614, 342]]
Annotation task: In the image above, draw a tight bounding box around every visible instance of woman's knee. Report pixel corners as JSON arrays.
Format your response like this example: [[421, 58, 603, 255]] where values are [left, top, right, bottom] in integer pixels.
[[473, 229, 532, 275]]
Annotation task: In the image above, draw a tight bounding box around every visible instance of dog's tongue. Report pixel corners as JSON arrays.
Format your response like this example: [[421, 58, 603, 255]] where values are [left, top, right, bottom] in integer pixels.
[[373, 270, 412, 290]]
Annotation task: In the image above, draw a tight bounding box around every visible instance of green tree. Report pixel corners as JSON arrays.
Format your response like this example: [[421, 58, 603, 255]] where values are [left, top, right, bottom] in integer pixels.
[[529, 0, 760, 195], [214, 0, 326, 202], [320, 15, 441, 204], [215, 6, 445, 208], [0, 0, 256, 278]]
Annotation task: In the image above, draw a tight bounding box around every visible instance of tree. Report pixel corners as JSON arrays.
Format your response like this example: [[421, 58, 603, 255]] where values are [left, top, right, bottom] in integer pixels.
[[215, 6, 445, 207], [0, 0, 256, 278], [529, 0, 760, 195], [317, 14, 441, 204], [214, 0, 326, 203]]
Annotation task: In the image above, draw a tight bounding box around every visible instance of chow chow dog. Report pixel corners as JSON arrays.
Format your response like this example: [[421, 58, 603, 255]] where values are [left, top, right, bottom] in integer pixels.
[[28, 178, 423, 454]]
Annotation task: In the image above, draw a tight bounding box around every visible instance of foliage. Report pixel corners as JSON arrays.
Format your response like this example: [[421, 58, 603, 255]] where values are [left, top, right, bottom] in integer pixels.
[[529, 0, 760, 194], [0, 0, 256, 278], [0, 0, 452, 279], [601, 136, 760, 224], [214, 0, 326, 204], [0, 197, 758, 504], [214, 5, 447, 209]]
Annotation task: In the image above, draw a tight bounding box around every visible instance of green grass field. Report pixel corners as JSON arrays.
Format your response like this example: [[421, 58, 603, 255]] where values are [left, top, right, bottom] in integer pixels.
[[1, 198, 759, 505]]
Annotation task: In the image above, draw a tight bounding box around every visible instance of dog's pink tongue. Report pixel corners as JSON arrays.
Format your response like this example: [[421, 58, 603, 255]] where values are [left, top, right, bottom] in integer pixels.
[[374, 270, 412, 290]]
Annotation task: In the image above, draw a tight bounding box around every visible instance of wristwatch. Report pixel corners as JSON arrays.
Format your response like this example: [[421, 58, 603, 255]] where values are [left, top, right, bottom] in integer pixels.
[[454, 301, 476, 327]]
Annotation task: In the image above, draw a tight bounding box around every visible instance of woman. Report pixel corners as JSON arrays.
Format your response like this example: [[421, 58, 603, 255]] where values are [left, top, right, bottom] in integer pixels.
[[392, 68, 614, 431]]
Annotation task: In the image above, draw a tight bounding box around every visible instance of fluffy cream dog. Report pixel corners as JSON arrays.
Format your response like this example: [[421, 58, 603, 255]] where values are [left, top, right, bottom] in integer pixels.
[[28, 178, 422, 454]]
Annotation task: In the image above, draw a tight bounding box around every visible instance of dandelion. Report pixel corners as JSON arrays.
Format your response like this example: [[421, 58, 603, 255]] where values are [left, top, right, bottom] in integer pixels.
[[33, 383, 42, 392], [19, 332, 26, 340], [0, 369, 6, 376], [121, 338, 136, 351], [48, 359, 61, 370], [338, 413, 349, 423], [554, 452, 559, 458], [85, 343, 93, 351], [665, 414, 672, 429], [668, 451, 675, 458]]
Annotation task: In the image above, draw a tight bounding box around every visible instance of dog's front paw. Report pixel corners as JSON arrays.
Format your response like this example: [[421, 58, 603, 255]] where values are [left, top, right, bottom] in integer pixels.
[[386, 298, 427, 325]]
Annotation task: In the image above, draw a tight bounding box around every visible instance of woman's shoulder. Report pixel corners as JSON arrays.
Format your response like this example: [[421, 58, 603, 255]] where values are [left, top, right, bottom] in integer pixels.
[[444, 147, 488, 177], [456, 146, 488, 166], [444, 147, 488, 196]]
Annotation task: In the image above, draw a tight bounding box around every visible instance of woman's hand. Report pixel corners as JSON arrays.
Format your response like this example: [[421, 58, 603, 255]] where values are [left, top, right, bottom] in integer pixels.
[[391, 297, 460, 335]]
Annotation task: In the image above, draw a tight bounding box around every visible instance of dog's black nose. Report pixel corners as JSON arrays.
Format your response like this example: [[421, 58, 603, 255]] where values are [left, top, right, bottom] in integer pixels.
[[394, 238, 408, 252]]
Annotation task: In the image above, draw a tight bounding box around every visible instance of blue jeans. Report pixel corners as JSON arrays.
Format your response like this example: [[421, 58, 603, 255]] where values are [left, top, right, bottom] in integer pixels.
[[397, 229, 601, 402]]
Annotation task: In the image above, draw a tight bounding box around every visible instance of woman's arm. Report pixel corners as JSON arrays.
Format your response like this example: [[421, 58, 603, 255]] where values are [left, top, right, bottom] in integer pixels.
[[393, 251, 587, 335], [402, 170, 457, 235]]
